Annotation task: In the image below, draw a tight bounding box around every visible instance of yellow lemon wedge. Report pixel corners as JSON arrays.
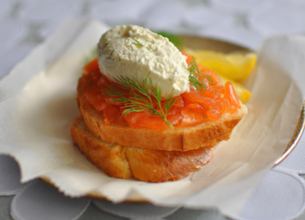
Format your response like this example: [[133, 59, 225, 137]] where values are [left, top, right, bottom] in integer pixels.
[[183, 49, 256, 82], [219, 75, 252, 103]]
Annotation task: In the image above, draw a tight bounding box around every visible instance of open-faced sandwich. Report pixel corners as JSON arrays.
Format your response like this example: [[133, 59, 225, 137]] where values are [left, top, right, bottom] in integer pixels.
[[70, 25, 248, 182]]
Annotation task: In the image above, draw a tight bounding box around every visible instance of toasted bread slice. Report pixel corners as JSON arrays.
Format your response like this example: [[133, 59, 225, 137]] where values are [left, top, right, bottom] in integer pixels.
[[71, 116, 133, 179], [71, 116, 214, 182], [125, 146, 213, 182], [78, 97, 247, 151]]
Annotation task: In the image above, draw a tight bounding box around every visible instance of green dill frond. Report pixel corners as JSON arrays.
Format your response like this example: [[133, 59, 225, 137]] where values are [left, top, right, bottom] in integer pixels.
[[106, 50, 114, 60], [164, 90, 179, 114], [188, 56, 214, 93], [100, 74, 176, 128], [132, 38, 144, 47], [132, 38, 151, 52]]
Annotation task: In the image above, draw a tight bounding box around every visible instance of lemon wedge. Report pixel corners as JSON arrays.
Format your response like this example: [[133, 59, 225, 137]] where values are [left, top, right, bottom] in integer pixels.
[[219, 75, 252, 103], [183, 49, 256, 82]]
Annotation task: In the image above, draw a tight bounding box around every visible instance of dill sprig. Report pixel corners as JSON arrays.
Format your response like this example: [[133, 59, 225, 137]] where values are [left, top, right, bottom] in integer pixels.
[[100, 75, 178, 128], [132, 38, 151, 52], [106, 50, 114, 59], [188, 56, 213, 93]]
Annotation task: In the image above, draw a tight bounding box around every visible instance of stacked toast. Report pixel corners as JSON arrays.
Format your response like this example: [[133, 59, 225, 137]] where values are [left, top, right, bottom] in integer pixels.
[[71, 76, 247, 182]]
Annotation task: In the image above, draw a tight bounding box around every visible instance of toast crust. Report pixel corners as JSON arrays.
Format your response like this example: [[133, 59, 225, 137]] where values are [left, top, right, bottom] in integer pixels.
[[125, 146, 213, 182], [71, 116, 214, 182], [71, 116, 133, 179], [78, 97, 247, 151]]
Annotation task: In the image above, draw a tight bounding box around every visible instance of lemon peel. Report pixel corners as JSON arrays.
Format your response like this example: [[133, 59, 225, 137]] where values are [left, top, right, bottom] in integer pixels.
[[183, 49, 256, 82]]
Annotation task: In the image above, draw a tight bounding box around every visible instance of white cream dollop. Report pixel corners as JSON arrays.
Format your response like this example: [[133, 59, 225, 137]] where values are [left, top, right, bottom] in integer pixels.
[[97, 25, 190, 97]]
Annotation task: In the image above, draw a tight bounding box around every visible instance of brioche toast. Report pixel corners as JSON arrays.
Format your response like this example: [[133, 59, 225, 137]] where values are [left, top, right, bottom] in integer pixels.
[[71, 25, 249, 182], [78, 92, 247, 151], [71, 116, 214, 182]]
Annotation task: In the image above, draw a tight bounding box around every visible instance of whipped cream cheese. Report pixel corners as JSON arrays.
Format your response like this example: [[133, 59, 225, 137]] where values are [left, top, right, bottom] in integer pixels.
[[97, 25, 190, 97]]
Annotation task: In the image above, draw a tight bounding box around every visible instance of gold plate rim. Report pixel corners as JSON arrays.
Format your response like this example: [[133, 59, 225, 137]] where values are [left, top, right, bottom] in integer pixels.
[[274, 101, 305, 165]]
